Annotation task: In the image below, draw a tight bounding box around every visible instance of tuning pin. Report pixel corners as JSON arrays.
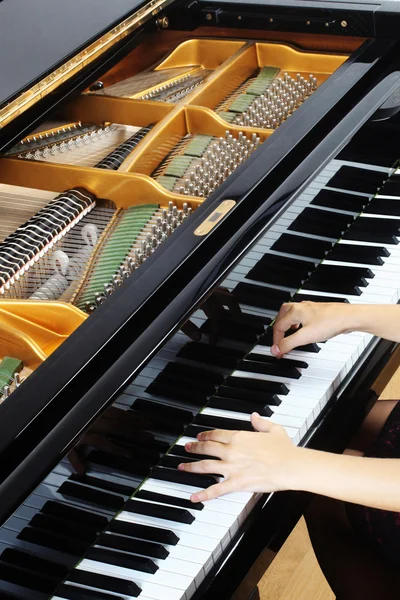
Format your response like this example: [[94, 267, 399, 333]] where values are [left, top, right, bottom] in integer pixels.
[[2, 385, 10, 399]]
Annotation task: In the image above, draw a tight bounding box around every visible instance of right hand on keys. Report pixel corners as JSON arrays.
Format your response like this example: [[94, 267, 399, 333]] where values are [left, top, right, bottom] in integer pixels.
[[271, 301, 358, 358]]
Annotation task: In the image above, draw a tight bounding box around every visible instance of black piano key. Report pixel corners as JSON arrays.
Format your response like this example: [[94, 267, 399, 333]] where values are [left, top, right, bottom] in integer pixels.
[[131, 399, 192, 424], [69, 474, 134, 497], [97, 532, 168, 559], [85, 547, 158, 574], [310, 189, 368, 212], [68, 569, 141, 597], [124, 498, 195, 524], [327, 166, 386, 194], [161, 454, 206, 469], [170, 445, 220, 461], [58, 481, 125, 511], [177, 343, 243, 369], [0, 562, 57, 594], [1, 548, 68, 579], [310, 264, 374, 282], [349, 216, 400, 235], [17, 527, 87, 557], [29, 513, 99, 543], [379, 178, 400, 196], [342, 227, 399, 245], [303, 280, 362, 296], [194, 414, 255, 431], [163, 362, 224, 385], [86, 450, 152, 477], [363, 197, 400, 216], [327, 244, 388, 265], [56, 584, 122, 600], [128, 410, 184, 436], [291, 293, 348, 303], [237, 359, 301, 379], [201, 311, 270, 344], [151, 466, 218, 488], [258, 329, 321, 353], [271, 234, 333, 260], [216, 384, 282, 406], [247, 353, 308, 370], [288, 207, 353, 238], [208, 395, 273, 417], [108, 520, 179, 545], [234, 283, 292, 311], [137, 489, 204, 511], [145, 380, 207, 406], [40, 501, 109, 529], [247, 255, 313, 288], [247, 265, 308, 288], [225, 374, 289, 395]]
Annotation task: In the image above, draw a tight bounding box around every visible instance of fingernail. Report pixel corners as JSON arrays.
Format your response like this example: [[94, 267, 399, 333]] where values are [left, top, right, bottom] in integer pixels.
[[272, 344, 280, 356], [178, 463, 185, 470], [185, 442, 192, 450], [191, 494, 199, 503], [251, 412, 260, 419], [197, 433, 203, 440]]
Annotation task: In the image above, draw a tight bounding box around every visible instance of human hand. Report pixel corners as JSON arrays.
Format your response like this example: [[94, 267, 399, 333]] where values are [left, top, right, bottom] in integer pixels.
[[271, 301, 357, 358], [178, 413, 300, 502]]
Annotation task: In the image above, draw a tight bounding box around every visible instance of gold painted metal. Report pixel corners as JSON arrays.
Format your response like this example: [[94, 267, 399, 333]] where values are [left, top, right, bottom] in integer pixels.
[[0, 158, 203, 209], [0, 301, 86, 368], [155, 39, 246, 71], [64, 95, 173, 126], [194, 200, 236, 236], [188, 41, 349, 110], [0, 0, 175, 130], [121, 105, 272, 175]]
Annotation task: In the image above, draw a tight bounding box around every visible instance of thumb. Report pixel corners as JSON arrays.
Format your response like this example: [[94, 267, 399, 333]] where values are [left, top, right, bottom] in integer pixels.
[[272, 326, 313, 357], [251, 412, 274, 432]]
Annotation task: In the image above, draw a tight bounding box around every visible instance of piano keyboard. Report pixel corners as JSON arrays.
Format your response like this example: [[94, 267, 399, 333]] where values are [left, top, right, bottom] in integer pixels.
[[1, 138, 400, 598]]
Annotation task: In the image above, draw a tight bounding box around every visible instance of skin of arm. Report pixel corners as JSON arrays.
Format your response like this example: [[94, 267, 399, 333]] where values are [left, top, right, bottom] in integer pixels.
[[179, 302, 400, 506]]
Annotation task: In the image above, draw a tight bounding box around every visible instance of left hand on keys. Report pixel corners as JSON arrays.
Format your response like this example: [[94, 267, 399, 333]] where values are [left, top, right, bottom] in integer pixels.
[[179, 413, 299, 502]]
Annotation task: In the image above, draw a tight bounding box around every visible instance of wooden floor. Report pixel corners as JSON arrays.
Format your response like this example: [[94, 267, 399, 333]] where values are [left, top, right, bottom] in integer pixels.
[[256, 347, 400, 600]]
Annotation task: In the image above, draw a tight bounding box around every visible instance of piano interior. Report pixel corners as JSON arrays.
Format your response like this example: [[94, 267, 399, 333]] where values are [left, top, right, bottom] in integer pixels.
[[0, 30, 355, 400]]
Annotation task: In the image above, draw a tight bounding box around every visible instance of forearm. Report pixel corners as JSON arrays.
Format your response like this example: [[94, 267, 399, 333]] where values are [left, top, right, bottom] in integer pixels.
[[291, 447, 400, 511], [341, 304, 400, 342]]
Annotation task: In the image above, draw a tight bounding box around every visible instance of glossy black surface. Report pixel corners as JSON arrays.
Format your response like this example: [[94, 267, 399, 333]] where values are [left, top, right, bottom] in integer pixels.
[[0, 0, 147, 108], [0, 36, 399, 530]]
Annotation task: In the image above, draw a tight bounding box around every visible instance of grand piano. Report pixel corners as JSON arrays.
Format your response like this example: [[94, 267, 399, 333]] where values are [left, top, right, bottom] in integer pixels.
[[1, 0, 400, 597]]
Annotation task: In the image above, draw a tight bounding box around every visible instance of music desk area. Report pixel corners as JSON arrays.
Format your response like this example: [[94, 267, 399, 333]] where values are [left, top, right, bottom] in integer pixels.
[[1, 0, 400, 598]]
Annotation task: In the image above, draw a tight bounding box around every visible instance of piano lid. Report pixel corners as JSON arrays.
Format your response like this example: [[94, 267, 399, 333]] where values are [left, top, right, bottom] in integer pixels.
[[0, 0, 172, 131]]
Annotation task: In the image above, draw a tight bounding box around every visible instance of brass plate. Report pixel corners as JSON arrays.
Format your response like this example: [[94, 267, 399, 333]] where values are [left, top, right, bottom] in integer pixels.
[[194, 200, 236, 235]]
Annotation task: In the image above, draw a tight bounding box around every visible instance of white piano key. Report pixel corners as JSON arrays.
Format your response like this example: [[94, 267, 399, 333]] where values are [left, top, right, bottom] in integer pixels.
[[77, 559, 188, 600]]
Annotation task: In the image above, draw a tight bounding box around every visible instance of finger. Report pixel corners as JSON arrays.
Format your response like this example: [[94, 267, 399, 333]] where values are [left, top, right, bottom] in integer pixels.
[[185, 440, 226, 458], [274, 325, 317, 357], [272, 303, 298, 349], [195, 429, 234, 444], [190, 479, 235, 503], [178, 459, 225, 475], [251, 412, 275, 433]]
